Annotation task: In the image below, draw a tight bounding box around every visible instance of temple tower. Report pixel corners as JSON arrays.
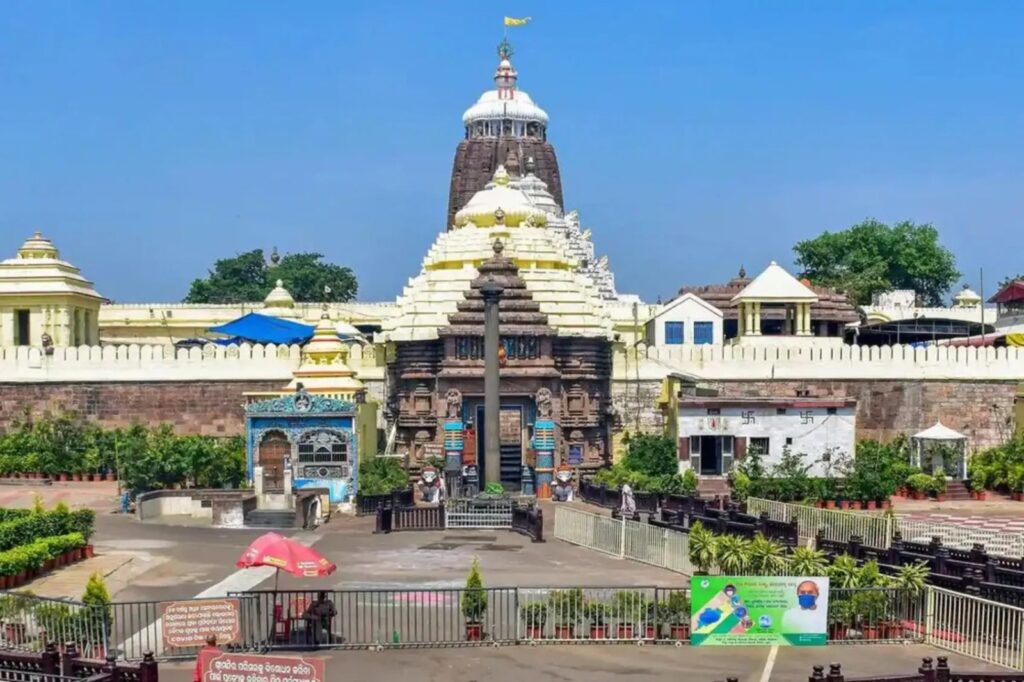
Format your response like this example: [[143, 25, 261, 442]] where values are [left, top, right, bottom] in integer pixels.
[[447, 39, 563, 228]]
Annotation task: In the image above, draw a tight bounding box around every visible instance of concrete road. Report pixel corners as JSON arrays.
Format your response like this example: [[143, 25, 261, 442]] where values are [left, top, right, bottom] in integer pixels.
[[158, 643, 1008, 682]]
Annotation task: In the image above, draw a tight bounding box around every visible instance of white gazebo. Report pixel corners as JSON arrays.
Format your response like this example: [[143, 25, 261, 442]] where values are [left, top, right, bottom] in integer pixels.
[[731, 261, 818, 338], [911, 421, 968, 478]]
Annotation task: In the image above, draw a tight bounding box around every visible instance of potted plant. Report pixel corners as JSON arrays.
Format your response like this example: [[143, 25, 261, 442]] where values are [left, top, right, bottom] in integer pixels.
[[613, 590, 646, 639], [658, 591, 691, 641], [931, 474, 947, 502], [906, 473, 932, 500], [687, 522, 718, 575], [460, 559, 487, 642], [583, 600, 609, 639], [851, 590, 888, 640], [827, 599, 852, 641], [548, 589, 583, 640], [521, 601, 547, 640]]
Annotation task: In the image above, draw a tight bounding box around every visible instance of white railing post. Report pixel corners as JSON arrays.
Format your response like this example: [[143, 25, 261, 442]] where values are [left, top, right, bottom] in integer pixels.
[[924, 586, 935, 643], [619, 515, 626, 559]]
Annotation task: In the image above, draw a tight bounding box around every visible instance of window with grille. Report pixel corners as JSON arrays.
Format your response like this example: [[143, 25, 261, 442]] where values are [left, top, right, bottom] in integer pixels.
[[693, 321, 714, 345], [665, 321, 685, 345], [750, 437, 770, 455], [297, 430, 350, 464]]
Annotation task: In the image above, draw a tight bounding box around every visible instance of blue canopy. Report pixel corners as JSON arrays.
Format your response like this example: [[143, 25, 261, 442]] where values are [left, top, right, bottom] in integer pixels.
[[208, 313, 315, 345]]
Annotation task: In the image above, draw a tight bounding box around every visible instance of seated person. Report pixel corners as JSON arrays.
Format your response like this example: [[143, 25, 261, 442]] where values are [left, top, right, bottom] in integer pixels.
[[303, 592, 337, 645]]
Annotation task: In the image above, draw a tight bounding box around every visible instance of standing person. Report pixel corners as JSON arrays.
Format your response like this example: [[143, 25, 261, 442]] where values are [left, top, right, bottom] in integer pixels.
[[193, 635, 219, 682]]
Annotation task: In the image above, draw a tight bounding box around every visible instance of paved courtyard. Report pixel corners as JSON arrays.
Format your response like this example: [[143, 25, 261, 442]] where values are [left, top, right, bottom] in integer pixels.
[[156, 643, 1007, 682]]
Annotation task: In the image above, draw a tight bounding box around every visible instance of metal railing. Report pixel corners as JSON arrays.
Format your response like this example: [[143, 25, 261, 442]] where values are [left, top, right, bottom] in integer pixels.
[[828, 587, 926, 644], [926, 586, 1024, 670], [553, 506, 694, 574], [747, 498, 893, 549], [0, 593, 108, 660], [444, 499, 513, 529], [897, 519, 1024, 559]]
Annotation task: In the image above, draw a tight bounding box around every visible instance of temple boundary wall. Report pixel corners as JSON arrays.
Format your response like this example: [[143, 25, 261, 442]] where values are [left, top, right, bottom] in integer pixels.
[[0, 342, 383, 383], [616, 343, 1024, 381], [1, 341, 1023, 383]]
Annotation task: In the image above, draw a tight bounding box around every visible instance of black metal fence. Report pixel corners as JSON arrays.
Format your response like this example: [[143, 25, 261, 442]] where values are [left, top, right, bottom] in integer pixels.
[[577, 481, 732, 516], [801, 656, 1024, 682], [817, 531, 1024, 605], [649, 505, 800, 547], [374, 501, 543, 542], [0, 642, 157, 682], [355, 489, 414, 516]]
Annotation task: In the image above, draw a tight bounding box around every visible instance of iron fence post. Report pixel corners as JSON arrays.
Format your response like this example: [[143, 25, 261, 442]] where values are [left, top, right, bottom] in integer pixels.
[[619, 515, 626, 559]]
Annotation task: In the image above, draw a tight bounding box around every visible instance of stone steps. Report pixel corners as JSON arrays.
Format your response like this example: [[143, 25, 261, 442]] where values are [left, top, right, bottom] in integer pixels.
[[943, 480, 972, 501], [244, 509, 296, 529]]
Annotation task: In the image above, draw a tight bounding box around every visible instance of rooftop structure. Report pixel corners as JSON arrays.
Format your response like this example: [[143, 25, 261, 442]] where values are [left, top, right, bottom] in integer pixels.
[[447, 39, 563, 229], [0, 232, 104, 347]]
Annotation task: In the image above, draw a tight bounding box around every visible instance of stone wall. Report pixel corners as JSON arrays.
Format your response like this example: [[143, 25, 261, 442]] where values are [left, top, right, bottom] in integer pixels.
[[611, 379, 666, 436], [0, 380, 282, 435], [710, 379, 1018, 450]]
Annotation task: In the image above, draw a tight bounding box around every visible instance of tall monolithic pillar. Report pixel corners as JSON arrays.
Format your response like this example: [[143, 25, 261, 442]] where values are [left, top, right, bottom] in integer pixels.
[[480, 277, 504, 486]]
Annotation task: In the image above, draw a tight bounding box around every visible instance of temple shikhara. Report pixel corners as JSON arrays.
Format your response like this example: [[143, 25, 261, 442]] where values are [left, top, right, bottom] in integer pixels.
[[2, 39, 1024, 506]]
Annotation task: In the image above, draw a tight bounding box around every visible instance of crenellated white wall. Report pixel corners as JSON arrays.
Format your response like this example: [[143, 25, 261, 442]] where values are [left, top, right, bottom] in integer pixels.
[[0, 342, 384, 383], [614, 343, 1024, 381]]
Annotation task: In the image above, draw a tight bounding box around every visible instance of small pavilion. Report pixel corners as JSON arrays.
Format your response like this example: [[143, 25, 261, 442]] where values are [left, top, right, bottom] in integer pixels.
[[731, 261, 818, 340], [911, 421, 968, 479]]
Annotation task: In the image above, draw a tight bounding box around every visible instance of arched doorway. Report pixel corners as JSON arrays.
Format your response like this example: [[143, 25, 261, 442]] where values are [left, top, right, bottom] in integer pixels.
[[258, 431, 290, 492]]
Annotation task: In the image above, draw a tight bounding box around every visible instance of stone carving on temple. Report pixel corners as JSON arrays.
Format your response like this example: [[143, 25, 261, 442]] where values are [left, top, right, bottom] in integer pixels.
[[536, 387, 553, 419], [445, 388, 463, 418]]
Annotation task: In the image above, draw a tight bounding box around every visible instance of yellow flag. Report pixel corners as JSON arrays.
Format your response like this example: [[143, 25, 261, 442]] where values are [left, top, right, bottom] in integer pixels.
[[504, 16, 531, 27]]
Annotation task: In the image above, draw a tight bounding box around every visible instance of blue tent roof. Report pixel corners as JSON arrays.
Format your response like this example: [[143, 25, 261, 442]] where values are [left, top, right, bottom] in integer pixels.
[[208, 313, 315, 345]]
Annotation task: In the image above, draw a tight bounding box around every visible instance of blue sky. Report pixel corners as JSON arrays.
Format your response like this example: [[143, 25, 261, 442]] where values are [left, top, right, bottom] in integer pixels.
[[1, 1, 1021, 303]]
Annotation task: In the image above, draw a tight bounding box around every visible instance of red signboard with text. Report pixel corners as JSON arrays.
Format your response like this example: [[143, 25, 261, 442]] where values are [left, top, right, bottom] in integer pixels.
[[199, 651, 326, 682]]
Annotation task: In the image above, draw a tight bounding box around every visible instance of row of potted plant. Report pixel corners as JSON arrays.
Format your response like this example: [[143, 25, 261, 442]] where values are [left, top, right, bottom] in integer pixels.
[[0, 506, 95, 553], [4, 471, 116, 482], [0, 532, 93, 588], [519, 589, 692, 641], [899, 473, 948, 501]]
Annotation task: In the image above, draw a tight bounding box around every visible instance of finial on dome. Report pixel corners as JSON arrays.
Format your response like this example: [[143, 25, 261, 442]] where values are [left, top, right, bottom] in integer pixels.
[[494, 207, 506, 224], [270, 246, 280, 265], [276, 279, 283, 287], [739, 265, 746, 278], [524, 156, 535, 174], [497, 37, 513, 61], [492, 165, 510, 186], [493, 239, 504, 256]]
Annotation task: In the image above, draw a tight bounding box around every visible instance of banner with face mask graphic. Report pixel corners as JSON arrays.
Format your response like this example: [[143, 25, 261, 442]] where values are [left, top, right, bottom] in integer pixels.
[[690, 576, 829, 646]]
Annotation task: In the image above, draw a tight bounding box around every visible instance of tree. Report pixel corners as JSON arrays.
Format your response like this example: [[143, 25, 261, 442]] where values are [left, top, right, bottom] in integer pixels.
[[184, 249, 357, 303], [793, 219, 959, 305]]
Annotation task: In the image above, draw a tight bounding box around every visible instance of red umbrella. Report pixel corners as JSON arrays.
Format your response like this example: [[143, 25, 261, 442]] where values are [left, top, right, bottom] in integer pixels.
[[236, 532, 336, 588]]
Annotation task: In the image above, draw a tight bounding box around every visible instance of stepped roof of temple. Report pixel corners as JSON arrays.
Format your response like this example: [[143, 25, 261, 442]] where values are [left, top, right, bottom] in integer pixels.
[[285, 308, 363, 395], [441, 239, 553, 337], [0, 232, 104, 301], [462, 41, 549, 126]]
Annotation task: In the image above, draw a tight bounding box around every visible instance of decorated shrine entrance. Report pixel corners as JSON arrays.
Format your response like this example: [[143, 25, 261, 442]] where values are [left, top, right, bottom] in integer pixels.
[[474, 403, 525, 490], [258, 432, 289, 492]]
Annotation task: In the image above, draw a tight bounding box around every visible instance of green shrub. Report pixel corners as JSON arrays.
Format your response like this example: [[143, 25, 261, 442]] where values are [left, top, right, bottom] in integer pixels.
[[906, 473, 934, 494], [460, 559, 487, 624], [548, 589, 583, 627], [520, 601, 547, 628], [358, 456, 408, 495], [657, 591, 691, 625], [0, 507, 94, 553], [582, 600, 609, 626], [82, 572, 113, 626]]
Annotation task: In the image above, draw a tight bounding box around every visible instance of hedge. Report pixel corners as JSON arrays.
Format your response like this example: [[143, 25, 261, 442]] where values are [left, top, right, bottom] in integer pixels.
[[0, 532, 86, 576], [0, 508, 95, 553]]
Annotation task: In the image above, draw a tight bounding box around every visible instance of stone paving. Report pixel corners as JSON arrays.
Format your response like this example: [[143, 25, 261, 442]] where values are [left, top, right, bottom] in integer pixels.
[[157, 644, 1008, 682]]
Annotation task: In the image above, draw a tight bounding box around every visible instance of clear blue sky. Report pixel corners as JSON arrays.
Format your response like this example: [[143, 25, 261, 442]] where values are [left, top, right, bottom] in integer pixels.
[[1, 1, 1021, 303]]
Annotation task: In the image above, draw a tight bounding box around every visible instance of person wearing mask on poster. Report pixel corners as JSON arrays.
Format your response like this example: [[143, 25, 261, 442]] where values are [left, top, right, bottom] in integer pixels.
[[782, 580, 827, 633]]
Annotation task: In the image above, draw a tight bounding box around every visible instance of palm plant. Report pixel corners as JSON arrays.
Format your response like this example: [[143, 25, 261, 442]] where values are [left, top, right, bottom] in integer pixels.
[[714, 535, 751, 575], [891, 560, 930, 596], [687, 521, 718, 574], [748, 534, 787, 576], [787, 546, 828, 577], [827, 554, 861, 588]]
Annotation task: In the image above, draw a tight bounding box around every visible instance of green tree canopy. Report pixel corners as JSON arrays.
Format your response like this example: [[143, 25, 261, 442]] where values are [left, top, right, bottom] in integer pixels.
[[792, 219, 959, 305], [184, 249, 357, 303]]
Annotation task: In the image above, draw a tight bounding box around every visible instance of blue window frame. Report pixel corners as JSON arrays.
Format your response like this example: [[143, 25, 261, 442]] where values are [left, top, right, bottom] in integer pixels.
[[664, 321, 685, 345], [694, 321, 714, 345]]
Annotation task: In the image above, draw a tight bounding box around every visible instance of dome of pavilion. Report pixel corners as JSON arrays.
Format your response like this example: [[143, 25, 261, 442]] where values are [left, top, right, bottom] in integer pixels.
[[285, 309, 363, 397], [953, 284, 982, 307], [454, 166, 548, 228], [462, 52, 549, 126], [263, 279, 296, 316], [0, 232, 103, 300]]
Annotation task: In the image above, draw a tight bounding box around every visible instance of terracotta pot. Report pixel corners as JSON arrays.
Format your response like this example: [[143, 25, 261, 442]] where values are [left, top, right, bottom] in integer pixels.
[[863, 625, 880, 640], [839, 500, 850, 510], [1014, 492, 1023, 502], [589, 625, 607, 639], [43, 559, 54, 573], [0, 575, 9, 589], [15, 571, 26, 586], [465, 623, 483, 641], [814, 500, 824, 508], [554, 625, 574, 640], [912, 491, 925, 500], [828, 623, 846, 640], [936, 494, 946, 502], [881, 500, 891, 510], [669, 624, 690, 640], [978, 491, 987, 501], [617, 625, 635, 639], [106, 472, 116, 482], [12, 472, 20, 479], [866, 500, 877, 511], [72, 473, 82, 482], [851, 501, 862, 510], [884, 621, 902, 639], [825, 500, 836, 509], [525, 626, 544, 640], [84, 545, 95, 559], [57, 474, 67, 482], [4, 623, 25, 645]]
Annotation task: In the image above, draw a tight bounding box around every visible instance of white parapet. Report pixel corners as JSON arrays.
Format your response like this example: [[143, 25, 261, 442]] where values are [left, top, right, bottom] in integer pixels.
[[615, 343, 1024, 382]]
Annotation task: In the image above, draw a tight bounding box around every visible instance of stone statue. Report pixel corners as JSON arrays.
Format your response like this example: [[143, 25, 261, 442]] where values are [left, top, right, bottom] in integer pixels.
[[620, 483, 636, 515], [445, 389, 462, 419], [551, 464, 574, 502], [419, 465, 445, 504], [535, 388, 553, 419]]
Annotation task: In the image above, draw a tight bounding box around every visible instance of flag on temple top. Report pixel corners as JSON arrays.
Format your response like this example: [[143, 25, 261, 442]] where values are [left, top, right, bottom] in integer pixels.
[[504, 16, 531, 26]]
